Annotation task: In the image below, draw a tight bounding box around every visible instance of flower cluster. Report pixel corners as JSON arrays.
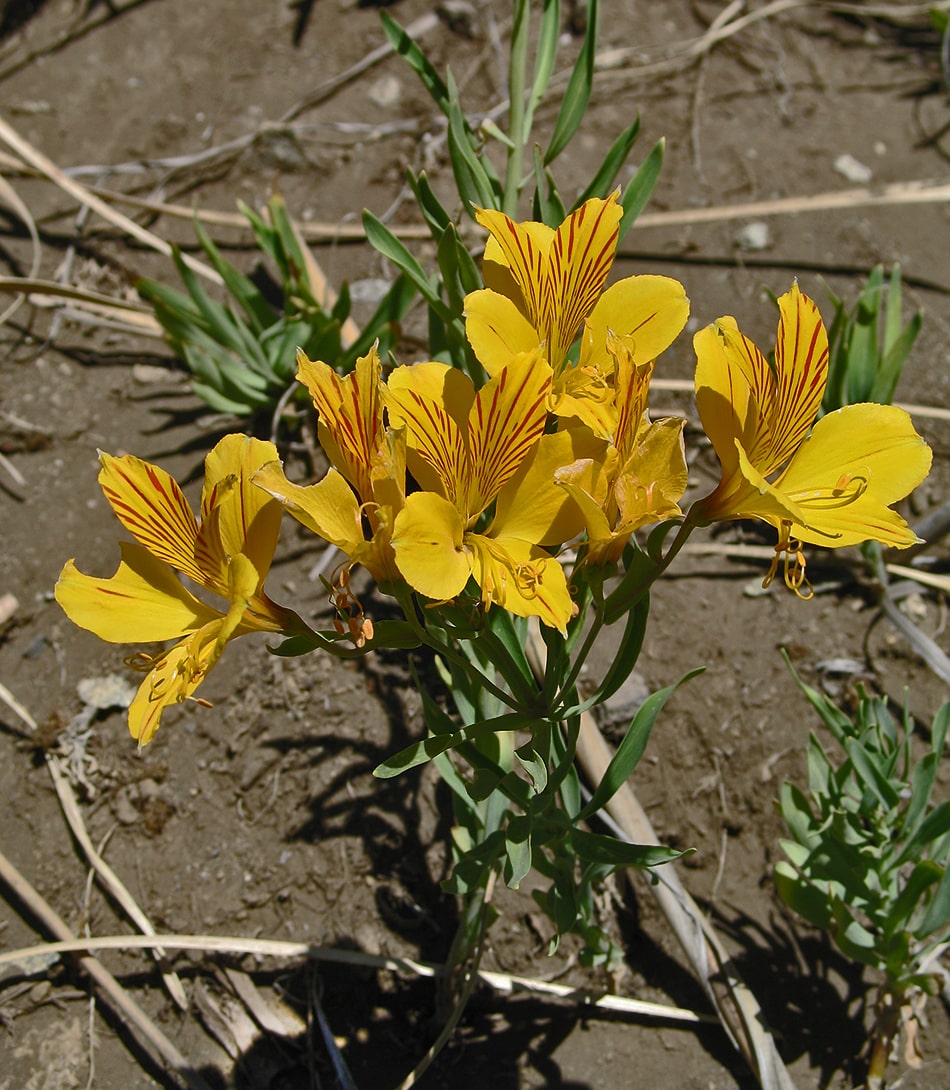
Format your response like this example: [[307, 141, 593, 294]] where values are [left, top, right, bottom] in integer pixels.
[[56, 192, 932, 743]]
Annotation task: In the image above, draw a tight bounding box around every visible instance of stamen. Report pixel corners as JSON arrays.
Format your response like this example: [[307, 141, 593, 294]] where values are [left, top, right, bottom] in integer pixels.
[[763, 523, 814, 600], [328, 562, 374, 648]]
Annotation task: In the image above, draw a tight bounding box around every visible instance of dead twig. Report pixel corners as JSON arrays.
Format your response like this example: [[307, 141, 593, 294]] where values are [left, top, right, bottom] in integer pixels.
[[0, 848, 214, 1090], [46, 755, 188, 1010], [0, 932, 706, 1025]]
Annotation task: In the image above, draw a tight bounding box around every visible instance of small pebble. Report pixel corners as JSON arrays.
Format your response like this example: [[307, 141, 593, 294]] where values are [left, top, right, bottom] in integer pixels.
[[833, 154, 872, 184], [735, 221, 770, 251]]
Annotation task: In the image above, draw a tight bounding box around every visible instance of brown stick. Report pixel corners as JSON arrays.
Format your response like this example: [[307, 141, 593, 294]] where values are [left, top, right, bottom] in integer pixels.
[[0, 846, 214, 1090]]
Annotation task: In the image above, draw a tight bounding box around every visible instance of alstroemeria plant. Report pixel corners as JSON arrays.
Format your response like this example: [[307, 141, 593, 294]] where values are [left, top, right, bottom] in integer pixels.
[[691, 283, 932, 596], [56, 435, 311, 745], [465, 192, 689, 435], [56, 199, 933, 979]]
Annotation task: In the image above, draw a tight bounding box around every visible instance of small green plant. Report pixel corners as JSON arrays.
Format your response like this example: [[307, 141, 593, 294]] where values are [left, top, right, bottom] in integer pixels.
[[776, 660, 950, 1087], [138, 194, 413, 416], [366, 0, 665, 378], [820, 263, 922, 414]]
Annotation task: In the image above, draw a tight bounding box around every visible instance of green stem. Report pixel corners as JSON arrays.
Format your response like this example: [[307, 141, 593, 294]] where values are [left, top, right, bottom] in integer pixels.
[[394, 588, 521, 711], [604, 515, 697, 623], [503, 0, 531, 215]]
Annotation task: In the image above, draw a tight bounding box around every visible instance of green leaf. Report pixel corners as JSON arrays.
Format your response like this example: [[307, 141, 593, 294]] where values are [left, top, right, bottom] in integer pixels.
[[374, 710, 528, 778], [380, 11, 450, 115], [618, 138, 664, 243], [916, 862, 950, 938], [544, 0, 599, 163], [831, 902, 881, 968], [446, 73, 498, 213], [574, 117, 641, 208], [406, 170, 453, 235], [779, 781, 818, 847], [570, 829, 685, 870], [911, 798, 950, 850], [885, 860, 942, 937], [193, 216, 275, 334], [571, 594, 650, 716], [774, 861, 833, 929], [362, 210, 453, 322], [844, 736, 900, 811], [578, 669, 702, 821], [504, 814, 533, 888], [523, 0, 560, 139]]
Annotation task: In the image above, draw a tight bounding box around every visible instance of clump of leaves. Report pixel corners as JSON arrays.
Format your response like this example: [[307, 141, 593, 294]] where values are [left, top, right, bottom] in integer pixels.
[[138, 195, 413, 417], [820, 263, 922, 414], [776, 659, 950, 1088]]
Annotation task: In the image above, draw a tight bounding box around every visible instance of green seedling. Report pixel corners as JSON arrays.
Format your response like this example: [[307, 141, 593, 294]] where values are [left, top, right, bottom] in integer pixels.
[[821, 263, 922, 414], [776, 659, 950, 1087], [138, 194, 413, 417]]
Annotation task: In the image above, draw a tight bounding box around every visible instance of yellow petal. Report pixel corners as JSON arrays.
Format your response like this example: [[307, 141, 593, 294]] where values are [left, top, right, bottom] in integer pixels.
[[777, 403, 932, 548], [468, 533, 573, 633], [385, 362, 474, 507], [97, 451, 204, 585], [198, 434, 283, 589], [468, 350, 552, 513], [254, 462, 365, 556], [464, 288, 540, 377], [477, 194, 623, 369], [494, 428, 607, 546], [127, 620, 227, 746], [297, 345, 385, 500], [584, 274, 690, 375], [55, 543, 219, 644], [391, 491, 471, 600], [693, 318, 763, 482], [769, 283, 829, 470], [614, 417, 688, 529]]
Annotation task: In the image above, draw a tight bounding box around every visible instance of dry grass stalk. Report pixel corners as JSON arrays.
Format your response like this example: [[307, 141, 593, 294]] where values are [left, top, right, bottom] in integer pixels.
[[0, 847, 214, 1090], [0, 932, 706, 1025]]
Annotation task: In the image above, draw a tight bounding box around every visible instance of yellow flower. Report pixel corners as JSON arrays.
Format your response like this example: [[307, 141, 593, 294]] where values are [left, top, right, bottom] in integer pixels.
[[692, 282, 932, 595], [464, 192, 689, 435], [557, 331, 688, 565], [385, 350, 594, 631], [55, 435, 306, 745], [254, 345, 405, 640]]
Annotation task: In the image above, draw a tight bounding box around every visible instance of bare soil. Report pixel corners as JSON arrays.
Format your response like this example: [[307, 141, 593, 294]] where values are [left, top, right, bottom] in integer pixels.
[[1, 1, 949, 1088]]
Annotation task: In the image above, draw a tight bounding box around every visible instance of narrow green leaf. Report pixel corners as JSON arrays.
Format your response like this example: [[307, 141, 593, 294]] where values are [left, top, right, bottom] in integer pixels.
[[916, 862, 950, 938], [380, 11, 450, 115], [523, 0, 560, 139], [544, 0, 599, 163], [570, 829, 685, 869], [374, 710, 528, 778], [362, 210, 453, 321], [578, 669, 702, 821], [574, 117, 641, 208], [618, 138, 664, 242], [446, 75, 497, 213]]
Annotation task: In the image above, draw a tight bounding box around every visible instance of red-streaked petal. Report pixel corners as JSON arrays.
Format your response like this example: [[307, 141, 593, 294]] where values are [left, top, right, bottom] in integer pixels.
[[543, 194, 623, 366], [385, 363, 474, 509], [97, 452, 204, 584], [55, 542, 219, 644], [468, 351, 551, 513], [297, 346, 384, 500], [768, 283, 829, 469]]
